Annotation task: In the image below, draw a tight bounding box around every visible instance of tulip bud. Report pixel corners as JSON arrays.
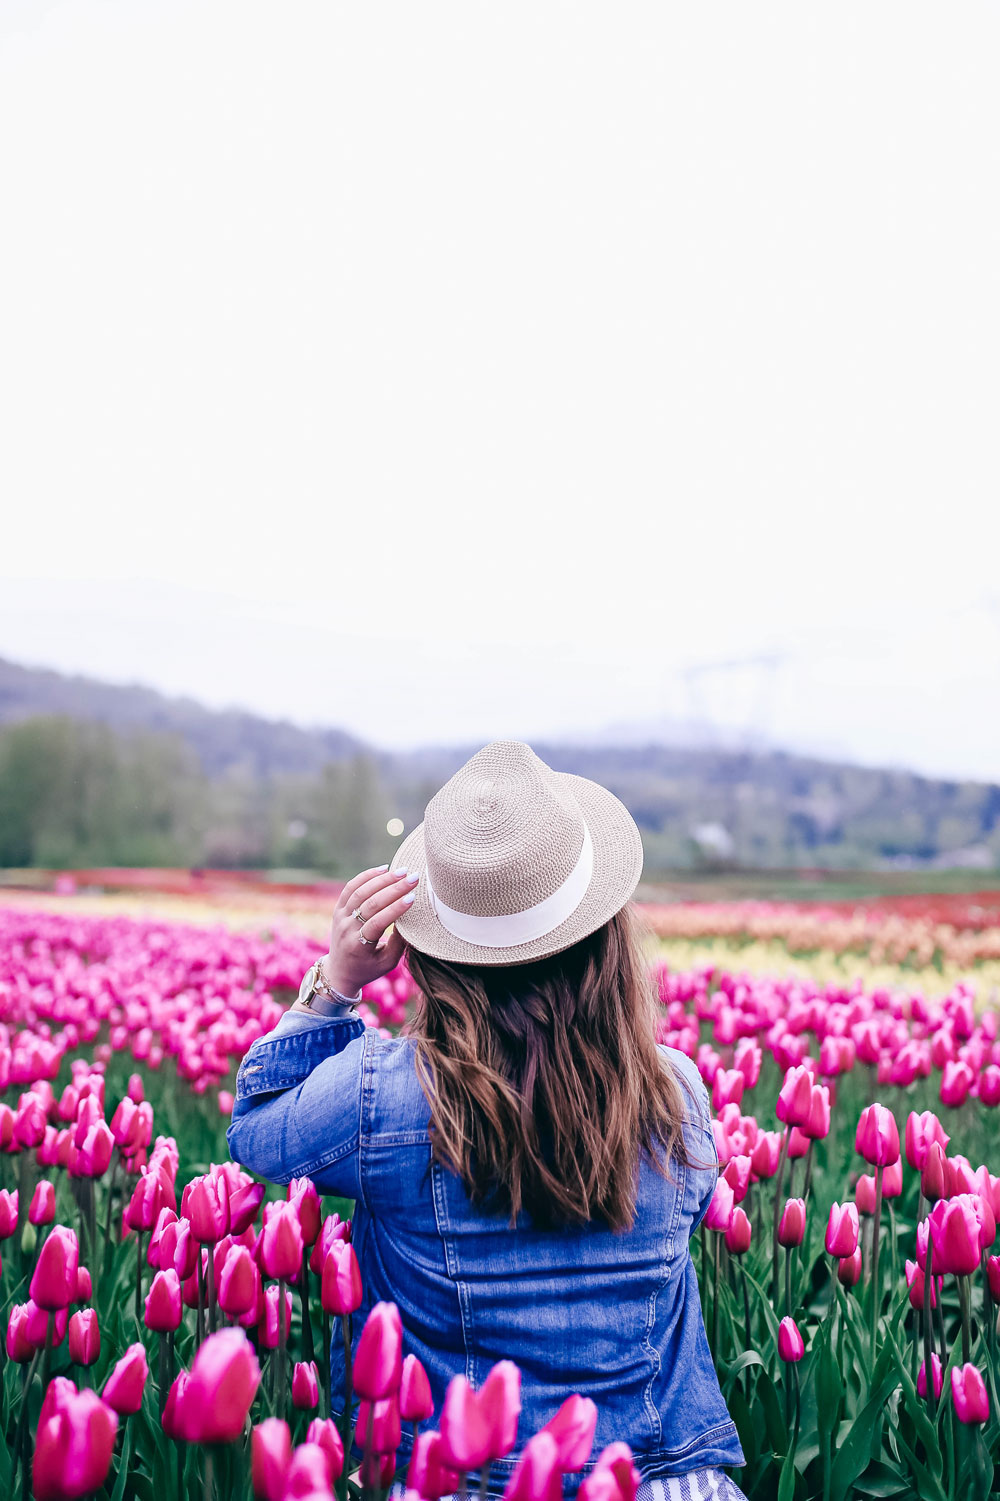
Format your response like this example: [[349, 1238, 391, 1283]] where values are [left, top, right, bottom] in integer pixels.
[[408, 1430, 460, 1500], [838, 1248, 863, 1287], [825, 1202, 859, 1258], [259, 1284, 292, 1350], [777, 1316, 804, 1362], [540, 1393, 597, 1471], [355, 1395, 403, 1454], [951, 1363, 989, 1423], [354, 1301, 403, 1400], [399, 1353, 434, 1423], [292, 1360, 320, 1411], [855, 1104, 900, 1167], [306, 1417, 345, 1481], [29, 1180, 56, 1226], [480, 1359, 522, 1460], [219, 1244, 258, 1318], [321, 1240, 363, 1315], [724, 1207, 752, 1256], [0, 1188, 18, 1240], [75, 1265, 92, 1303], [176, 1328, 261, 1442], [703, 1179, 734, 1233], [68, 1308, 100, 1366], [776, 1065, 813, 1128], [260, 1202, 304, 1282], [439, 1375, 492, 1470], [504, 1431, 562, 1501], [30, 1225, 80, 1310], [102, 1342, 149, 1415], [32, 1380, 118, 1501], [251, 1418, 292, 1500], [777, 1198, 806, 1249], [917, 1354, 943, 1399], [288, 1178, 322, 1246], [145, 1269, 183, 1333], [229, 1180, 266, 1236], [929, 1195, 981, 1277]]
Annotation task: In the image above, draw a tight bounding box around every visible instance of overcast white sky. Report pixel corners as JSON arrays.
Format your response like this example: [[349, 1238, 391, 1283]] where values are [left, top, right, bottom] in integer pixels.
[[2, 2, 998, 781]]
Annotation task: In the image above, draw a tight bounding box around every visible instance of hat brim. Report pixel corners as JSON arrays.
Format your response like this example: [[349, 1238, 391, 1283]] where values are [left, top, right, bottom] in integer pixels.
[[387, 772, 644, 966]]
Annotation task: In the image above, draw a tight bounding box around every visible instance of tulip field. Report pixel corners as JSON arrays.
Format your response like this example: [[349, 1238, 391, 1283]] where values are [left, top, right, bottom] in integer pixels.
[[4, 891, 1000, 1499]]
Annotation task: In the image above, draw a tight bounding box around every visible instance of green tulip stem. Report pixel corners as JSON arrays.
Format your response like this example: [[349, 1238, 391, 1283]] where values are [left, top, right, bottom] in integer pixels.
[[869, 1165, 883, 1355], [340, 1313, 353, 1501], [958, 1273, 972, 1366], [922, 1238, 936, 1416], [771, 1128, 791, 1299], [785, 1244, 793, 1321], [276, 1278, 288, 1418]]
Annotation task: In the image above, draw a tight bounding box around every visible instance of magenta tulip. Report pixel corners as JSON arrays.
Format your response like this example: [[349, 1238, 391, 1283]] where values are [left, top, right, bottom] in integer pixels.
[[918, 1355, 943, 1400], [102, 1342, 149, 1415], [33, 1380, 118, 1500], [30, 1225, 80, 1310], [855, 1104, 900, 1167], [177, 1327, 261, 1441], [439, 1375, 492, 1470], [825, 1202, 860, 1258], [725, 1208, 752, 1255], [399, 1352, 434, 1423], [260, 1202, 304, 1281], [144, 1269, 183, 1332], [68, 1309, 100, 1366], [777, 1198, 806, 1249], [252, 1418, 292, 1501], [29, 1179, 56, 1226], [292, 1359, 320, 1411], [306, 1417, 345, 1481], [504, 1431, 562, 1501], [951, 1363, 989, 1423], [540, 1393, 597, 1471], [354, 1301, 403, 1400], [778, 1317, 804, 1362]]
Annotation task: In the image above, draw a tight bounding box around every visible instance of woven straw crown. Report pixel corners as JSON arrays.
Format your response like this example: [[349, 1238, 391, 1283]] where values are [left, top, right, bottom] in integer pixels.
[[390, 739, 644, 966]]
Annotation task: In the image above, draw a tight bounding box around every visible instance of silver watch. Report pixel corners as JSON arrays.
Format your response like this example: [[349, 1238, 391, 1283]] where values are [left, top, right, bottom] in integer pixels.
[[299, 960, 362, 1016]]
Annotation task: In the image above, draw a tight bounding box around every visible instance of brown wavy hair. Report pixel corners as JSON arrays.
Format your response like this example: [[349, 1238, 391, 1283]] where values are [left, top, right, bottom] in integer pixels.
[[404, 903, 694, 1233]]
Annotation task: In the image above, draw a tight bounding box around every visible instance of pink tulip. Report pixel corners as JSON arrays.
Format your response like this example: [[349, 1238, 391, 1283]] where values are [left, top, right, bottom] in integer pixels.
[[102, 1342, 149, 1415], [725, 1207, 752, 1255], [951, 1363, 989, 1423], [855, 1104, 900, 1167], [540, 1394, 597, 1470], [703, 1178, 734, 1233], [145, 1269, 183, 1332], [439, 1375, 492, 1470], [229, 1180, 266, 1236], [917, 1354, 943, 1400], [354, 1301, 403, 1400], [29, 1179, 56, 1226], [905, 1260, 940, 1310], [504, 1431, 562, 1501], [722, 1155, 752, 1204], [803, 1084, 831, 1140], [75, 1265, 92, 1303], [32, 1379, 118, 1500], [777, 1198, 806, 1249], [577, 1444, 642, 1501], [252, 1418, 294, 1500], [776, 1065, 813, 1128], [471, 1359, 519, 1460], [309, 1212, 351, 1275], [219, 1244, 258, 1318], [712, 1069, 744, 1110], [399, 1352, 434, 1423], [750, 1132, 782, 1180], [292, 1360, 320, 1410], [855, 1175, 877, 1217], [161, 1371, 191, 1441], [929, 1195, 981, 1276], [261, 1201, 304, 1281], [987, 1255, 1000, 1302], [288, 1177, 322, 1246], [6, 1304, 34, 1362], [30, 1225, 80, 1310], [905, 1110, 950, 1171], [355, 1394, 403, 1454], [940, 1060, 976, 1108], [185, 1173, 230, 1243], [259, 1285, 292, 1350], [321, 1240, 363, 1315], [825, 1202, 859, 1258], [287, 1440, 339, 1494], [734, 1039, 761, 1088], [921, 1141, 948, 1203], [177, 1327, 261, 1441], [778, 1316, 804, 1362], [0, 1188, 18, 1239], [305, 1417, 345, 1482], [68, 1308, 100, 1366], [881, 1158, 903, 1199], [408, 1430, 461, 1500]]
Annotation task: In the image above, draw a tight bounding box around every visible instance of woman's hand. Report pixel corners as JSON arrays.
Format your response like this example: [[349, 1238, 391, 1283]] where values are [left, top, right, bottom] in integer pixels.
[[319, 864, 419, 997]]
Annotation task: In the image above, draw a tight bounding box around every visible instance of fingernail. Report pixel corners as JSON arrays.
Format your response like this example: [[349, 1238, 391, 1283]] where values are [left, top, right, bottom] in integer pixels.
[[406, 873, 419, 884], [402, 892, 416, 905], [376, 864, 389, 871], [391, 866, 408, 876]]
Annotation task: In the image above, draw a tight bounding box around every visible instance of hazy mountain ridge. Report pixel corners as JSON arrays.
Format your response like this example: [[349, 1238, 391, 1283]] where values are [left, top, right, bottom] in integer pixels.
[[0, 655, 997, 871]]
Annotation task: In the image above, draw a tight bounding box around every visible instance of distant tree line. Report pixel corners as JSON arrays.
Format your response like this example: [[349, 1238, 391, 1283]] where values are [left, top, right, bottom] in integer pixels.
[[0, 713, 997, 874]]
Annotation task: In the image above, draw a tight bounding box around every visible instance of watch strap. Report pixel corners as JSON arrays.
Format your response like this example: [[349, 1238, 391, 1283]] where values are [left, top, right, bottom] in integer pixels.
[[298, 961, 362, 1017]]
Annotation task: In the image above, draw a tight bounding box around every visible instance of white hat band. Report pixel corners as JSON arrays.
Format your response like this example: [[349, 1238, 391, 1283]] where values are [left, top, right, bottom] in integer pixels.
[[424, 821, 594, 949]]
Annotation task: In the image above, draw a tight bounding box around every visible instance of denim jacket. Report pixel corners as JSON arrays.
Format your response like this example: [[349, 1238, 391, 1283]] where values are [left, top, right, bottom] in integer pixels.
[[227, 1000, 744, 1492]]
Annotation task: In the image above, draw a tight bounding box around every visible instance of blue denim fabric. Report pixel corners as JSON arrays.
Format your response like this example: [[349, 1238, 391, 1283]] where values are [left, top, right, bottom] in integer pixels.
[[227, 1004, 745, 1492]]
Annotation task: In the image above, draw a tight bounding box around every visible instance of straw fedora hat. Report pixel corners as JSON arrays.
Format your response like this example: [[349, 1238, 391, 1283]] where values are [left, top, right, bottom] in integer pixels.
[[389, 740, 644, 966]]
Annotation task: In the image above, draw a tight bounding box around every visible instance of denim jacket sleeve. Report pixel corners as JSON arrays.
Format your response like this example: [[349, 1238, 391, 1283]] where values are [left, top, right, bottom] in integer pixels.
[[226, 1000, 368, 1198]]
